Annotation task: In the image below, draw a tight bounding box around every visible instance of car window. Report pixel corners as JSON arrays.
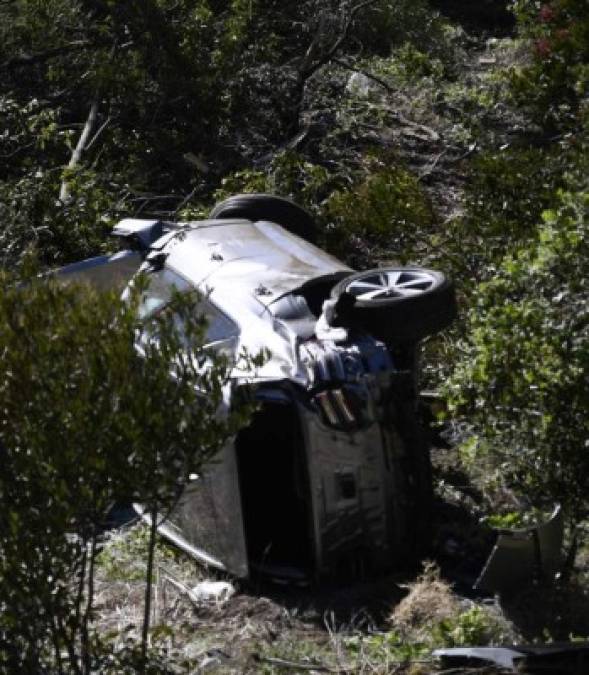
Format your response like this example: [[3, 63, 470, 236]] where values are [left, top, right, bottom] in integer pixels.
[[138, 268, 191, 319], [139, 268, 239, 353]]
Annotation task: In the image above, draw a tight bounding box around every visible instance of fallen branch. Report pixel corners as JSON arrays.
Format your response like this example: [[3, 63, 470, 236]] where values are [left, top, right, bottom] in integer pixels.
[[161, 572, 200, 610]]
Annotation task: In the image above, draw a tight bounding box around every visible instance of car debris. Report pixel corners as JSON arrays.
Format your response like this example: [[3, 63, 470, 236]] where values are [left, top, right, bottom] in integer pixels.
[[187, 580, 236, 604], [475, 504, 563, 593], [434, 641, 589, 674], [58, 193, 457, 583]]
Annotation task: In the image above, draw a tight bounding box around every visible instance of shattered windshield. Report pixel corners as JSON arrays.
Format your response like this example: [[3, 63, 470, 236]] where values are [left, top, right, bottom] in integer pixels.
[[139, 267, 239, 355]]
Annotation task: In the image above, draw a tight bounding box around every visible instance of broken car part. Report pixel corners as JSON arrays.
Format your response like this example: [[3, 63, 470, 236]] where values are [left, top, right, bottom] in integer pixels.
[[475, 504, 564, 593], [434, 641, 589, 674]]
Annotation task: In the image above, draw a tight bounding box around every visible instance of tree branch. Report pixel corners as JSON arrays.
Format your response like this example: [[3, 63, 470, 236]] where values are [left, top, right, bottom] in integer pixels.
[[59, 100, 99, 204], [289, 0, 380, 134], [301, 0, 380, 79]]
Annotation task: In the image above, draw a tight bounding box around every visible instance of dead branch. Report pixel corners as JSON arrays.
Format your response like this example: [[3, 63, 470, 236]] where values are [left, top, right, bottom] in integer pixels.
[[301, 0, 381, 80], [418, 150, 448, 180], [59, 100, 98, 204]]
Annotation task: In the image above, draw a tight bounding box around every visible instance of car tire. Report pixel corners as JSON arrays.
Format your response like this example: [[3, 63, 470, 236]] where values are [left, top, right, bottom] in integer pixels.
[[209, 194, 318, 243], [330, 266, 457, 342]]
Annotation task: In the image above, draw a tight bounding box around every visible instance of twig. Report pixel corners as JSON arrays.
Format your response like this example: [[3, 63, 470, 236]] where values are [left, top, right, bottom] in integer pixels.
[[174, 187, 198, 216], [85, 115, 111, 150], [418, 149, 448, 180], [445, 141, 478, 164], [160, 571, 200, 610]]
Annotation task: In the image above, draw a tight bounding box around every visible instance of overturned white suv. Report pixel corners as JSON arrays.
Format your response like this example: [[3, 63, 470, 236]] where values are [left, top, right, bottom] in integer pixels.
[[60, 194, 456, 584]]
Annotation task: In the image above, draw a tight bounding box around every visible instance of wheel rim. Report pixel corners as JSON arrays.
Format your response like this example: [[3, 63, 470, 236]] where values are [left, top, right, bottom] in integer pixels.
[[346, 269, 436, 301]]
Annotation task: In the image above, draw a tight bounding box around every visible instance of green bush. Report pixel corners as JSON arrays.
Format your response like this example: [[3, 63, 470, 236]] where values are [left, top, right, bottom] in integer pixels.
[[0, 274, 255, 672], [452, 146, 570, 281], [324, 160, 435, 262], [446, 183, 589, 522], [510, 0, 589, 129]]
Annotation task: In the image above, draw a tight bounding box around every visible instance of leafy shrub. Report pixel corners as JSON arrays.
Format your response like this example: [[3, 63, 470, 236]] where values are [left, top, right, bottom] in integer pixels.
[[431, 605, 509, 648], [0, 274, 255, 672], [440, 135, 589, 294], [446, 183, 589, 522], [510, 0, 589, 129], [453, 146, 570, 280], [359, 0, 461, 66], [324, 159, 435, 262], [391, 43, 446, 81]]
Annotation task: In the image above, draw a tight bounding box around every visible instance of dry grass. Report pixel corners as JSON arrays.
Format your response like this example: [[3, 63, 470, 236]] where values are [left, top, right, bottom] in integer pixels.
[[389, 562, 461, 641], [89, 526, 527, 672], [92, 523, 329, 671]]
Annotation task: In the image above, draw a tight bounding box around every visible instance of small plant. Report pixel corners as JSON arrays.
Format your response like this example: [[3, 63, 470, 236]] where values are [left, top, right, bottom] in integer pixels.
[[431, 605, 508, 647], [95, 525, 180, 583], [387, 563, 516, 654]]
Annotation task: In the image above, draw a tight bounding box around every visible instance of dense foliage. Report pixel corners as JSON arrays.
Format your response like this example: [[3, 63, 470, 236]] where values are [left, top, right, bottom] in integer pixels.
[[447, 177, 588, 520], [443, 1, 588, 527], [510, 0, 589, 129], [0, 276, 255, 672], [0, 0, 425, 266], [0, 0, 588, 666]]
